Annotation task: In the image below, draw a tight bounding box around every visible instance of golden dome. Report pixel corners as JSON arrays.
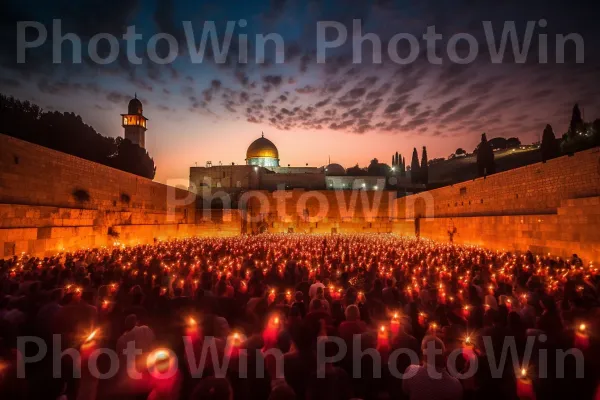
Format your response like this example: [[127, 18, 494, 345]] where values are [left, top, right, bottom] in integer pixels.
[[246, 134, 279, 160]]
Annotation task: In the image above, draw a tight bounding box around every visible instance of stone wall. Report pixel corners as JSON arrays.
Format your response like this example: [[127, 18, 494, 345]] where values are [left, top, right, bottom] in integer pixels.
[[392, 148, 600, 263], [0, 134, 239, 257], [394, 148, 600, 218], [414, 196, 600, 262], [243, 189, 396, 234], [2, 132, 599, 262]]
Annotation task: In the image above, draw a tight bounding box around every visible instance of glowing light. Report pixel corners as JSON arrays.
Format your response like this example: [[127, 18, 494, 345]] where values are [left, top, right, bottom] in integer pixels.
[[85, 329, 98, 343]]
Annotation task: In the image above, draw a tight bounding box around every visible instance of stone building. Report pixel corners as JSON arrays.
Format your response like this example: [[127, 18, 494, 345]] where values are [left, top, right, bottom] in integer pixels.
[[189, 133, 386, 199]]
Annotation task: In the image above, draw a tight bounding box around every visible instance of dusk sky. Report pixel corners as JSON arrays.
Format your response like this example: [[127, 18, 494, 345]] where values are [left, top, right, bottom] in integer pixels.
[[1, 0, 599, 183]]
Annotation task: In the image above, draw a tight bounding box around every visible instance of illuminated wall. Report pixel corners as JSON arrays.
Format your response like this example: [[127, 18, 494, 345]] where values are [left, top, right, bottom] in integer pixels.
[[0, 134, 238, 257], [392, 148, 600, 262]]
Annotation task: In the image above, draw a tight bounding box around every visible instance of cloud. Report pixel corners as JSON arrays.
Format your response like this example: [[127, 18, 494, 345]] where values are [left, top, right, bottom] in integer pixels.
[[263, 75, 283, 86]]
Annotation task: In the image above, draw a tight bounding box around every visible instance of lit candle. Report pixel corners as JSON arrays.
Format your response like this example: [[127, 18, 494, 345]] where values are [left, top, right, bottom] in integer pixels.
[[390, 313, 400, 337], [263, 315, 280, 348], [185, 317, 200, 342], [418, 312, 427, 326], [377, 325, 389, 349], [463, 305, 471, 319], [268, 289, 276, 304], [574, 323, 590, 350], [462, 335, 475, 361], [285, 290, 292, 302], [516, 368, 535, 399], [227, 332, 243, 359], [429, 322, 438, 335], [81, 329, 98, 361], [357, 291, 365, 303], [147, 348, 179, 396]]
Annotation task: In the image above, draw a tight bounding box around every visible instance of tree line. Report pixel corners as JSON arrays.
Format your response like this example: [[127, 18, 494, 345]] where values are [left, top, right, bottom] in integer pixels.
[[0, 94, 156, 179], [541, 104, 600, 162]]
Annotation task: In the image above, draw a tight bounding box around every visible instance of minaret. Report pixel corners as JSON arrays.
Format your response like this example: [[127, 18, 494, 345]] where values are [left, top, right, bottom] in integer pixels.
[[121, 94, 148, 148]]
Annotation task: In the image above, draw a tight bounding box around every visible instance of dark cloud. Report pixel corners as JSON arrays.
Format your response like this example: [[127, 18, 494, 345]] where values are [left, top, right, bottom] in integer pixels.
[[347, 88, 367, 98], [384, 96, 409, 115], [435, 98, 461, 118], [106, 91, 129, 104], [262, 75, 283, 87]]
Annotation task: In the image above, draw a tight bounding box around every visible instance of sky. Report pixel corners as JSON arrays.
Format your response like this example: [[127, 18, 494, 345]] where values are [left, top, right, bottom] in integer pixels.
[[1, 0, 599, 183]]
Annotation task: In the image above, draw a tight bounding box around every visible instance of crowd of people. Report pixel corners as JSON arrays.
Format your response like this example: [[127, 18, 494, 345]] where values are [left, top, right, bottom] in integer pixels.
[[0, 233, 599, 400]]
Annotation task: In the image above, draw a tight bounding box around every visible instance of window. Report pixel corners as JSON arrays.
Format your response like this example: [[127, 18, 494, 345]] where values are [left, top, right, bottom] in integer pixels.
[[459, 187, 467, 196]]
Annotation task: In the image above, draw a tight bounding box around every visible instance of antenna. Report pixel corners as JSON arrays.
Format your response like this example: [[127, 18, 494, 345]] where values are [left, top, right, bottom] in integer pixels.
[[261, 131, 264, 138]]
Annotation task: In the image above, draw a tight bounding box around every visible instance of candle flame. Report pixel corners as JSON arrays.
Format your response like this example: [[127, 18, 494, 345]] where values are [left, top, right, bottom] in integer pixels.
[[520, 368, 527, 377], [579, 323, 587, 332], [189, 317, 197, 326], [380, 325, 386, 332], [148, 348, 171, 367], [85, 329, 98, 343]]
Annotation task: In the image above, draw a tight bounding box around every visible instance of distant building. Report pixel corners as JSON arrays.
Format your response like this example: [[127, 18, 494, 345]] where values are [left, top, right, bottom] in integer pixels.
[[189, 134, 386, 202], [121, 95, 148, 148]]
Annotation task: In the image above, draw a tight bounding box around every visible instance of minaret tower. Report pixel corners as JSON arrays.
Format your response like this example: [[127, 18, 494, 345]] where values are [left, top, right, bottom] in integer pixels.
[[121, 94, 148, 148]]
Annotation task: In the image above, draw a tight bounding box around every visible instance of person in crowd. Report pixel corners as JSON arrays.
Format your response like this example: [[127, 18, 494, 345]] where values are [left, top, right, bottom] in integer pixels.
[[403, 336, 463, 400]]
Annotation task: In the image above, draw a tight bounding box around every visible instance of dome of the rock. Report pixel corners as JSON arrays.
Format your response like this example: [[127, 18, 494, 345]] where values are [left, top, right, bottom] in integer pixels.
[[246, 134, 280, 167]]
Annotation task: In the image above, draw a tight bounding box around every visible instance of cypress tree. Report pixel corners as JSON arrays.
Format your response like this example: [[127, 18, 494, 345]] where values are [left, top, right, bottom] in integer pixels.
[[541, 124, 559, 162], [569, 103, 583, 138], [400, 156, 406, 177], [410, 148, 420, 184], [476, 133, 495, 177], [420, 146, 429, 184]]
